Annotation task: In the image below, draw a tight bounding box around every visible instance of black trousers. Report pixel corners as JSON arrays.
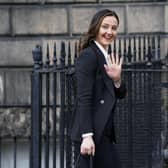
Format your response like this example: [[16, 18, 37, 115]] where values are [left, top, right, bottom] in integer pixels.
[[74, 136, 121, 168]]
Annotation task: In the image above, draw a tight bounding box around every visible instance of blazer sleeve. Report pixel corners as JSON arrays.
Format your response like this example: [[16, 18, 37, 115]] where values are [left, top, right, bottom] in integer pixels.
[[114, 81, 127, 99], [76, 49, 97, 136]]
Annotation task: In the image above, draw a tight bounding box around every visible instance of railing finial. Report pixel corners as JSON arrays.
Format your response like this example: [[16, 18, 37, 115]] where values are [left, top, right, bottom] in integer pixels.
[[32, 44, 42, 70]]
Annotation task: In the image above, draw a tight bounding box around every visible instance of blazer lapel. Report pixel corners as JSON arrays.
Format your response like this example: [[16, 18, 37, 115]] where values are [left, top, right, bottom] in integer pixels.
[[90, 41, 115, 98]]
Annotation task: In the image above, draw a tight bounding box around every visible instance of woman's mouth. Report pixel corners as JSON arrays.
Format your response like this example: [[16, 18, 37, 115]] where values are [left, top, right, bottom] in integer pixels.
[[103, 35, 113, 41]]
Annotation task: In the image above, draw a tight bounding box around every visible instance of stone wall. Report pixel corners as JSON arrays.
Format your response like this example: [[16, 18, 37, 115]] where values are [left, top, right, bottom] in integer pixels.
[[0, 1, 167, 66], [0, 0, 167, 137], [0, 1, 167, 65]]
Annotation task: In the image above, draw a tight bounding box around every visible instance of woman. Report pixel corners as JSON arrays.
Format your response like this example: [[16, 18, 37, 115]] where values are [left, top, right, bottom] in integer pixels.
[[71, 9, 127, 168]]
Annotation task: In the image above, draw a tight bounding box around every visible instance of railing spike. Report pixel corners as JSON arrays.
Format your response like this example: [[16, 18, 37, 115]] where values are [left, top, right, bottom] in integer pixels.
[[151, 36, 156, 60], [108, 44, 112, 55], [53, 42, 57, 67], [165, 49, 168, 67], [45, 43, 50, 67], [143, 35, 146, 61], [68, 42, 71, 66], [138, 36, 141, 62], [113, 39, 116, 58], [133, 36, 136, 62], [60, 41, 66, 68], [118, 38, 121, 59], [123, 38, 127, 63], [127, 37, 132, 64], [74, 41, 78, 64], [157, 35, 160, 60], [146, 36, 152, 66]]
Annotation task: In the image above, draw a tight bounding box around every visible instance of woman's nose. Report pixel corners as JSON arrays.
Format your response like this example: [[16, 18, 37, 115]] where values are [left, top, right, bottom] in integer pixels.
[[107, 28, 113, 34]]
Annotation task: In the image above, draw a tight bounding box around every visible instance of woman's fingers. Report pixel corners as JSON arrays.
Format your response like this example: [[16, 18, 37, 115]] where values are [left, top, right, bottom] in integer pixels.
[[119, 56, 123, 67], [109, 54, 122, 66], [80, 136, 95, 156], [107, 56, 112, 67], [81, 145, 95, 155], [91, 145, 95, 156], [115, 54, 119, 65], [104, 64, 110, 72]]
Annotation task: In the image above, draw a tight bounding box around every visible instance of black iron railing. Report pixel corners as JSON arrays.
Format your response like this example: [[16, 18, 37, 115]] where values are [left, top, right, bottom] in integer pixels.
[[31, 34, 168, 168]]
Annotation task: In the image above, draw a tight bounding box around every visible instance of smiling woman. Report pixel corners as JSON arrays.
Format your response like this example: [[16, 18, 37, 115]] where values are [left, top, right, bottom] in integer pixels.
[[70, 9, 127, 168]]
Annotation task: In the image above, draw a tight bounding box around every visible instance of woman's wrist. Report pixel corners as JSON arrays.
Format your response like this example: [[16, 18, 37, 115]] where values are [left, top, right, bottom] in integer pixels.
[[113, 78, 121, 88]]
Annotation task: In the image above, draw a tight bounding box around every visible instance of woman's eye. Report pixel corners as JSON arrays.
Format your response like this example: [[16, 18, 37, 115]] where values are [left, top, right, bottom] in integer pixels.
[[112, 26, 117, 31], [102, 25, 108, 29], [101, 25, 118, 31]]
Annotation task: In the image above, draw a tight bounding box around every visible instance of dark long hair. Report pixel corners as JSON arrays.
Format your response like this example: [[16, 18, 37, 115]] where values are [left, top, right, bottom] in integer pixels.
[[78, 9, 119, 52]]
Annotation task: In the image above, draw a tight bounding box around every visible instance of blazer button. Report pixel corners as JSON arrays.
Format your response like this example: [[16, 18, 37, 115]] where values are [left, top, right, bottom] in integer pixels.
[[100, 99, 104, 104]]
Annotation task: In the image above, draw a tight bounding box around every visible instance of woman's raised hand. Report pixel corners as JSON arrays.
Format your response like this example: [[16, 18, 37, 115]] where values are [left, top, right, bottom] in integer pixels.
[[104, 53, 123, 83]]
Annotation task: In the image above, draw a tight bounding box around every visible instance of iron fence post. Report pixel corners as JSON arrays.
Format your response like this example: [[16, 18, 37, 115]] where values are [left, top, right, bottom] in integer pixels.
[[31, 45, 42, 168], [60, 41, 66, 168]]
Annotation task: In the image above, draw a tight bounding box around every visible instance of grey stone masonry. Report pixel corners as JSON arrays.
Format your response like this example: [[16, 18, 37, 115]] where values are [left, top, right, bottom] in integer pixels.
[[0, 0, 40, 3], [0, 39, 41, 65], [0, 108, 31, 137], [127, 4, 164, 33], [0, 108, 60, 137], [0, 3, 165, 67], [0, 8, 10, 35], [12, 7, 67, 35], [0, 38, 77, 66], [0, 3, 167, 36], [0, 0, 164, 2], [165, 5, 168, 33]]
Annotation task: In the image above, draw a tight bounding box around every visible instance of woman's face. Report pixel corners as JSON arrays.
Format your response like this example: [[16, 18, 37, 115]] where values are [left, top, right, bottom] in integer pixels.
[[95, 16, 119, 50]]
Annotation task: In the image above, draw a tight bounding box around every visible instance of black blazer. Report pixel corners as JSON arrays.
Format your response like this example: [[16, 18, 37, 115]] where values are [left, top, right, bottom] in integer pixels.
[[71, 41, 126, 145]]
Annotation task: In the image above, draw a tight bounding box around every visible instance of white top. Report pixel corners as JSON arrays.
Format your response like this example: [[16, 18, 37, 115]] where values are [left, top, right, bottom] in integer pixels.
[[94, 40, 111, 66]]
